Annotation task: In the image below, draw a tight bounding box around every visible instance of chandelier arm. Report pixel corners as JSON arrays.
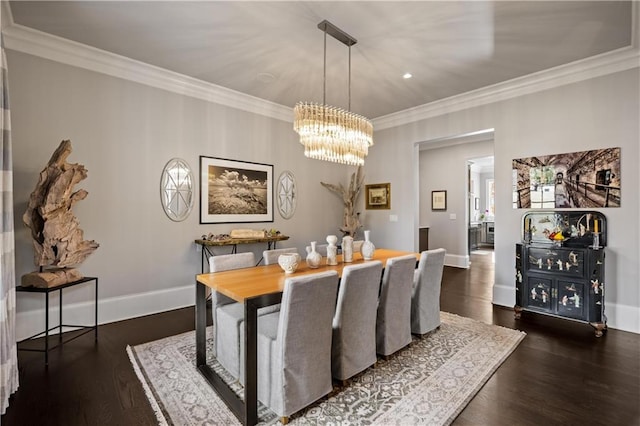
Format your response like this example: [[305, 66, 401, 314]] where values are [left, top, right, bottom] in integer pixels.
[[323, 28, 327, 107], [348, 44, 351, 111]]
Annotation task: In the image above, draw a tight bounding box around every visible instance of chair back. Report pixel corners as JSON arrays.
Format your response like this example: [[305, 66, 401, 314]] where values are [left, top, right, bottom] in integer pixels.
[[209, 252, 255, 272], [306, 243, 328, 257], [209, 252, 256, 308], [331, 261, 383, 380], [411, 248, 446, 335], [376, 255, 416, 356], [275, 271, 339, 415], [262, 247, 299, 265]]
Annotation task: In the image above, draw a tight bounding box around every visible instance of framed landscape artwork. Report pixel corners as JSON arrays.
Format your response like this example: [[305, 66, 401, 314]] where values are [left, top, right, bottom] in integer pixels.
[[365, 183, 391, 209], [199, 156, 273, 223]]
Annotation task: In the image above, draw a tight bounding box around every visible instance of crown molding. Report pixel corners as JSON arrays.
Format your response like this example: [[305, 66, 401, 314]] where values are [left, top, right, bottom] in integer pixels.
[[2, 23, 293, 123], [374, 45, 640, 130], [374, 1, 640, 130]]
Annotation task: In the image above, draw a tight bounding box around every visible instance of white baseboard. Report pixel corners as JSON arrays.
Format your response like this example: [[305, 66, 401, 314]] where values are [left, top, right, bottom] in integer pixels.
[[445, 254, 470, 269], [492, 282, 639, 334], [15, 284, 194, 341], [16, 280, 638, 342]]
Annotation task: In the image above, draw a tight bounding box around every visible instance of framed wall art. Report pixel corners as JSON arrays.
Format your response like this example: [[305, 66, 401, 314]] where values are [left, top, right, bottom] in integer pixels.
[[365, 183, 391, 209], [512, 147, 620, 209], [199, 156, 273, 224], [432, 190, 447, 211]]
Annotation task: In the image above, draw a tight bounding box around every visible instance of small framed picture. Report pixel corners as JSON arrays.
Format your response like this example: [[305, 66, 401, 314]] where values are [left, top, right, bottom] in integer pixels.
[[432, 190, 447, 211], [365, 183, 391, 210]]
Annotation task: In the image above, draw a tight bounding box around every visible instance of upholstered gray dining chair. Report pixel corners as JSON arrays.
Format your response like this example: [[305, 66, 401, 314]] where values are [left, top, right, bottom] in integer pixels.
[[410, 248, 446, 335], [262, 247, 299, 265], [376, 254, 417, 357], [239, 270, 339, 425], [331, 261, 383, 384], [209, 252, 255, 370]]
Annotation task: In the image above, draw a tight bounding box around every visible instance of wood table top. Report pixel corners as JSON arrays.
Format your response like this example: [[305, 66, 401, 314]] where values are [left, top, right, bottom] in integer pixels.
[[196, 248, 419, 303]]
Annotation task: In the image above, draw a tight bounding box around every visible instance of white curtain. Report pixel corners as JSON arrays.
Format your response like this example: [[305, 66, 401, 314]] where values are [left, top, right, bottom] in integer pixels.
[[0, 34, 19, 415]]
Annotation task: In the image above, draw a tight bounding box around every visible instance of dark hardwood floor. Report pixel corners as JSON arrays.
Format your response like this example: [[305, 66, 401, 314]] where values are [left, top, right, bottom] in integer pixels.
[[3, 252, 639, 425]]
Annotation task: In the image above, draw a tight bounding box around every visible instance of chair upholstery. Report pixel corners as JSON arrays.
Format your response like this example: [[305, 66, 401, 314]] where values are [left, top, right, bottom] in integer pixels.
[[376, 255, 417, 356], [209, 252, 255, 366], [238, 271, 339, 422], [262, 247, 299, 265], [331, 261, 383, 381], [305, 243, 328, 257], [410, 248, 446, 335]]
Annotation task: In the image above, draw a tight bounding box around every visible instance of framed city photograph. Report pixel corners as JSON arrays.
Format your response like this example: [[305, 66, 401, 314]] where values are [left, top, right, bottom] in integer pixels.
[[199, 156, 273, 223], [365, 183, 391, 209], [432, 190, 447, 211]]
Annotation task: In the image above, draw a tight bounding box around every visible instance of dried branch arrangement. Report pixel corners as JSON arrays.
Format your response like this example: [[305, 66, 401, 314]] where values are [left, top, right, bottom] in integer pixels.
[[320, 166, 364, 237], [22, 140, 99, 287]]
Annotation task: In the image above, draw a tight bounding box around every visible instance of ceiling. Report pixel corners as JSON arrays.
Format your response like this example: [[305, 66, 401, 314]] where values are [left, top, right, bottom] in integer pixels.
[[8, 1, 633, 119]]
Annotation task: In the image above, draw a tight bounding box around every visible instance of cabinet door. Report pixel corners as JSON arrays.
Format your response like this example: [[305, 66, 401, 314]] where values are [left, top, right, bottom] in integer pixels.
[[525, 276, 553, 312], [557, 280, 586, 319]]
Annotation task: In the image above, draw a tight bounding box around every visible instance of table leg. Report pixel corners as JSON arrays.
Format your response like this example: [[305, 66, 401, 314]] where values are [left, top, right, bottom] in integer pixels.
[[59, 289, 63, 342], [195, 281, 207, 367], [244, 299, 258, 426], [45, 293, 49, 366], [95, 278, 99, 341]]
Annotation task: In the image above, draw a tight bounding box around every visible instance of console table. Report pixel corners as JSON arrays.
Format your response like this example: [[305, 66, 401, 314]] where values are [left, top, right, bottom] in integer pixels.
[[195, 235, 289, 272], [16, 276, 98, 365]]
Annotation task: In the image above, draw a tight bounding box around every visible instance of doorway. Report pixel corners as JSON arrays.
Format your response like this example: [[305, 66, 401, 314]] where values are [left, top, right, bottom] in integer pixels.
[[468, 156, 494, 261]]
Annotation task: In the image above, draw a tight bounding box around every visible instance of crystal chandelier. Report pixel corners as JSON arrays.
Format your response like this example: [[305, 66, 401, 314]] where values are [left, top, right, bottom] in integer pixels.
[[294, 20, 373, 166]]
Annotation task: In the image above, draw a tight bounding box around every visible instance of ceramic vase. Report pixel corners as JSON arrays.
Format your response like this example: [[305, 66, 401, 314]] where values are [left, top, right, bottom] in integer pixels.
[[326, 235, 338, 266], [306, 241, 322, 269], [342, 236, 354, 263], [278, 253, 300, 274], [361, 230, 375, 260]]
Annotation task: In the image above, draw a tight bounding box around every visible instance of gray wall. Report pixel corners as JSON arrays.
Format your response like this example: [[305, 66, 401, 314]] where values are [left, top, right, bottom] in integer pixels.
[[366, 69, 640, 333], [8, 50, 352, 339], [7, 46, 639, 335]]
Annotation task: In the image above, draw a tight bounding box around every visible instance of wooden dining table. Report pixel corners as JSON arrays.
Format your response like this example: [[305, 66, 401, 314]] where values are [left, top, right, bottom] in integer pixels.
[[195, 248, 419, 426]]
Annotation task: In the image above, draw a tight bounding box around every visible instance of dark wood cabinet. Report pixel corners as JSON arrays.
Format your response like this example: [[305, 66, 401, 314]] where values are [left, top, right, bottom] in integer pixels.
[[419, 227, 429, 252], [515, 210, 607, 337], [515, 243, 606, 336]]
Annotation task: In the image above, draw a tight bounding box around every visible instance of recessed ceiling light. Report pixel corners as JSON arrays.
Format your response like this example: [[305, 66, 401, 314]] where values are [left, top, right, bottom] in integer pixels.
[[403, 73, 412, 79]]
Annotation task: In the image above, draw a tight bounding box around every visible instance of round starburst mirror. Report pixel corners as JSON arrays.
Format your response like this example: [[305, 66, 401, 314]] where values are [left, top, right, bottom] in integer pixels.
[[276, 170, 297, 219], [160, 158, 194, 222]]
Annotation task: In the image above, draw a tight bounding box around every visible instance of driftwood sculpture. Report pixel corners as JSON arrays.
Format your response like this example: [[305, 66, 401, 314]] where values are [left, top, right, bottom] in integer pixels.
[[22, 140, 99, 287], [320, 166, 364, 237]]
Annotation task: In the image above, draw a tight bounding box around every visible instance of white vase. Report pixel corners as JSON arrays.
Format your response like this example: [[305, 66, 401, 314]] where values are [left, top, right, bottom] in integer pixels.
[[326, 235, 338, 266], [278, 253, 300, 274], [342, 236, 354, 263], [306, 241, 322, 269], [360, 230, 375, 260]]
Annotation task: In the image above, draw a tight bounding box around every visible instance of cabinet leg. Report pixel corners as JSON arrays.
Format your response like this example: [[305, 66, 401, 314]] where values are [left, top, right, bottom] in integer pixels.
[[514, 305, 522, 320], [590, 322, 607, 338]]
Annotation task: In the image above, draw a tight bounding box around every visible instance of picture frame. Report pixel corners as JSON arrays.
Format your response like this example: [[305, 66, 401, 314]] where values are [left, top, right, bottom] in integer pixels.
[[432, 190, 447, 211], [199, 156, 273, 224], [365, 183, 391, 210]]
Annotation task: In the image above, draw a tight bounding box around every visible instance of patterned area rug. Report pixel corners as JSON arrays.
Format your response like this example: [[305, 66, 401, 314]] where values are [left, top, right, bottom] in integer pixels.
[[127, 312, 525, 425]]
